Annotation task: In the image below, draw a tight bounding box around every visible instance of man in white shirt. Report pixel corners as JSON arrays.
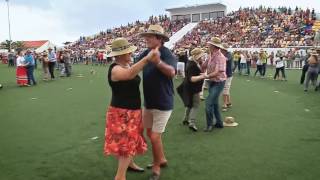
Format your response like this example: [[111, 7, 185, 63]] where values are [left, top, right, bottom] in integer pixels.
[[48, 47, 57, 79]]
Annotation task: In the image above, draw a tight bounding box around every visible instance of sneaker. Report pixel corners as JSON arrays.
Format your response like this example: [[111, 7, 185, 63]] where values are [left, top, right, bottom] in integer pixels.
[[203, 126, 213, 132], [214, 124, 224, 129], [189, 125, 198, 132], [182, 120, 189, 126]]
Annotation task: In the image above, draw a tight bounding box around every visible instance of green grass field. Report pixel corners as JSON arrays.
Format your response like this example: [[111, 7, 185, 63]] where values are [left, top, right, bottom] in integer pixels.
[[0, 64, 320, 180]]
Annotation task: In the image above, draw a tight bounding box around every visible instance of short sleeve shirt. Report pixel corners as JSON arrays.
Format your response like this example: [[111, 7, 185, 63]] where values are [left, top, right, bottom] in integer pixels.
[[137, 46, 177, 110]]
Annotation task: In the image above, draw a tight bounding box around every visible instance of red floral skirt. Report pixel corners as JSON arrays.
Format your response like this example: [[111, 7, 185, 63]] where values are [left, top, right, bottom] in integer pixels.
[[16, 66, 28, 85], [104, 106, 147, 157]]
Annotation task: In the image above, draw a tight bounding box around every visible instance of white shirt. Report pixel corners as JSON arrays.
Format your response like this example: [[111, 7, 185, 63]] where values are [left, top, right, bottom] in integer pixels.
[[240, 54, 247, 63], [275, 58, 284, 68], [16, 56, 25, 67]]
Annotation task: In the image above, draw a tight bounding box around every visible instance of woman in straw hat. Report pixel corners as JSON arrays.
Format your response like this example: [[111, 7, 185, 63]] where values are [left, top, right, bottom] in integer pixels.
[[202, 37, 227, 132], [177, 48, 206, 132], [304, 50, 319, 92], [104, 37, 160, 180]]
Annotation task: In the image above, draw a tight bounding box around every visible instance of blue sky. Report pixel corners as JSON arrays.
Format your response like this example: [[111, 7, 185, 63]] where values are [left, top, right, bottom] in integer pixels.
[[0, 0, 319, 46]]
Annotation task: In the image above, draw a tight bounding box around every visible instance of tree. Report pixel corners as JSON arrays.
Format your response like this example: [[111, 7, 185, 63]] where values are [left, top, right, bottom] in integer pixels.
[[0, 40, 11, 50], [0, 40, 25, 51], [12, 41, 25, 50]]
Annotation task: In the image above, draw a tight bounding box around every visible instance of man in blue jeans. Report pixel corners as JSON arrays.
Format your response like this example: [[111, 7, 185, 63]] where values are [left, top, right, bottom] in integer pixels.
[[25, 50, 37, 86], [202, 37, 227, 132]]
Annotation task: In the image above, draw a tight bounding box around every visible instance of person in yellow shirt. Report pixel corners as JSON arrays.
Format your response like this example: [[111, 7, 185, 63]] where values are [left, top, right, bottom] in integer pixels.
[[232, 51, 241, 73], [259, 49, 268, 77]]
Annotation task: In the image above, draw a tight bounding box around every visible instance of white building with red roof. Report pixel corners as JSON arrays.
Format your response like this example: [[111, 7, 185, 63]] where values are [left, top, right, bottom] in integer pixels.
[[22, 40, 55, 52]]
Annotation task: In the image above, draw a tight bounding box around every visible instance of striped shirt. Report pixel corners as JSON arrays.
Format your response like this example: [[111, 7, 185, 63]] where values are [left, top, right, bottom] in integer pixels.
[[203, 51, 227, 82]]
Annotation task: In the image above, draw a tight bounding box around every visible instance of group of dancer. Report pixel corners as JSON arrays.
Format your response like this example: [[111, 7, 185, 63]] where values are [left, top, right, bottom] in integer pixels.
[[104, 24, 235, 180]]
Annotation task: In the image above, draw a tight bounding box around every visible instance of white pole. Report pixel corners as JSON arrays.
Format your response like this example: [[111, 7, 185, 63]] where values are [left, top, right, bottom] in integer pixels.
[[6, 0, 12, 52]]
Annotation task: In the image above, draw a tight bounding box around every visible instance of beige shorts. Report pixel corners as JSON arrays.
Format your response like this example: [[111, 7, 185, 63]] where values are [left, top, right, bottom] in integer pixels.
[[223, 77, 233, 95], [143, 109, 172, 133]]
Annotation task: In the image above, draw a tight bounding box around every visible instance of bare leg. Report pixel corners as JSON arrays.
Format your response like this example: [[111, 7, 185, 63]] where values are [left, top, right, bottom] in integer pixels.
[[129, 160, 143, 169], [115, 156, 132, 180], [147, 129, 167, 175], [227, 95, 231, 105], [223, 95, 228, 107]]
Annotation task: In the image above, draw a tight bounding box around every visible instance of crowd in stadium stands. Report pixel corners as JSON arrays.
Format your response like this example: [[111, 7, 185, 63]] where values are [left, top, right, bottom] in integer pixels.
[[66, 15, 188, 63], [53, 6, 318, 65], [175, 6, 317, 49]]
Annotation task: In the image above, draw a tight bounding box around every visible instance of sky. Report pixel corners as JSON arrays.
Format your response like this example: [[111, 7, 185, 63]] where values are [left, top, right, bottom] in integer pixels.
[[0, 0, 319, 46]]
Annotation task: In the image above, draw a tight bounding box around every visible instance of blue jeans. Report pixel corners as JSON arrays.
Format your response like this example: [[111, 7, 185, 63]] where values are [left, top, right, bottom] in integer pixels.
[[205, 81, 226, 127], [26, 65, 36, 85], [240, 63, 247, 74]]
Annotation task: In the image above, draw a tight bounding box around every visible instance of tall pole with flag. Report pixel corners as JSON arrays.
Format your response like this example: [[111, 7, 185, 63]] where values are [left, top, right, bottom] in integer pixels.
[[6, 0, 12, 52]]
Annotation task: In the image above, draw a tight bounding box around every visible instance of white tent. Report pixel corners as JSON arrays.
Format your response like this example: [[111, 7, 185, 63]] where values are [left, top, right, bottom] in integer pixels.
[[35, 41, 56, 53]]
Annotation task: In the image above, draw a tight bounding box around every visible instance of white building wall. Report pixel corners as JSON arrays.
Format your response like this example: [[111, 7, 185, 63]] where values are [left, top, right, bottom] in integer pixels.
[[167, 4, 226, 22]]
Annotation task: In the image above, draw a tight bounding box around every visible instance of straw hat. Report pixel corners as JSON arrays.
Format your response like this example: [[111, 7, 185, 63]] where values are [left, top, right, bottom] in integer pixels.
[[107, 38, 137, 57], [207, 37, 222, 48], [190, 48, 205, 61], [223, 117, 239, 127], [310, 50, 318, 56], [139, 24, 170, 42], [220, 43, 229, 51]]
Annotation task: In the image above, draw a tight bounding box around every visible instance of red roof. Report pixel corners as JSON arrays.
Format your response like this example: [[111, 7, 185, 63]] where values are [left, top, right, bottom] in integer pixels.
[[22, 40, 48, 48]]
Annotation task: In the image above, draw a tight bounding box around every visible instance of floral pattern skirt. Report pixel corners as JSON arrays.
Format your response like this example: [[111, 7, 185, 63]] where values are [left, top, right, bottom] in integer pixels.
[[104, 106, 147, 157]]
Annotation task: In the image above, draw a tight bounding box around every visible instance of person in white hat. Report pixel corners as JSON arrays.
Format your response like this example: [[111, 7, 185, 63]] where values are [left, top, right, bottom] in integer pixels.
[[47, 47, 57, 80], [104, 37, 160, 180], [139, 24, 177, 180]]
